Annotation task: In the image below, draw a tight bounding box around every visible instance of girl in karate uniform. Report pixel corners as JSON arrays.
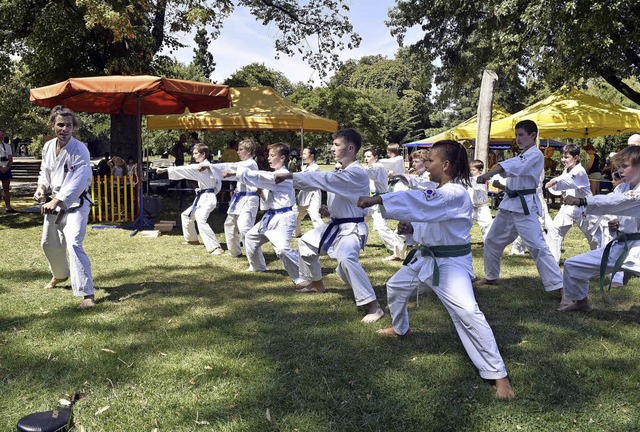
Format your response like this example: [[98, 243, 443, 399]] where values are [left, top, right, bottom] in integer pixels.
[[358, 140, 514, 400]]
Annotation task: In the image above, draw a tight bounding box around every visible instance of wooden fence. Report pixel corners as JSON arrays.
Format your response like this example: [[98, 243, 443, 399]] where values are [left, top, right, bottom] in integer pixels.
[[89, 176, 137, 222]]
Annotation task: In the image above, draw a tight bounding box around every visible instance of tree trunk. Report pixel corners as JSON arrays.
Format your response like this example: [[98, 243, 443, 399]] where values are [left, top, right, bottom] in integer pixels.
[[110, 114, 138, 160], [475, 70, 498, 166]]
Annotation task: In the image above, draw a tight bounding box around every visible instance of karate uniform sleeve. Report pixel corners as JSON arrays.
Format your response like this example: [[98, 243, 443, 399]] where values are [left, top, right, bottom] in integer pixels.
[[55, 144, 92, 207], [551, 168, 590, 193], [586, 187, 640, 217], [237, 167, 278, 190], [37, 141, 53, 190], [294, 168, 368, 198], [167, 164, 202, 181], [380, 188, 452, 223], [499, 149, 543, 178]]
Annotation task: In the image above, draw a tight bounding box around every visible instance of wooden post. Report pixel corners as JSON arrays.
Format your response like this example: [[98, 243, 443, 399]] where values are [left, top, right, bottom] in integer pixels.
[[475, 70, 498, 167]]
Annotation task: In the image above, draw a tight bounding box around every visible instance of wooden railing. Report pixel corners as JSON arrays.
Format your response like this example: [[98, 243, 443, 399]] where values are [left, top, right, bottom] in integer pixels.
[[90, 176, 137, 222]]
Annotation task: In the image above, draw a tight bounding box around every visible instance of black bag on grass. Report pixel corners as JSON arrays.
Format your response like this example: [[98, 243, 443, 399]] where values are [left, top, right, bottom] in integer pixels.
[[16, 393, 86, 432]]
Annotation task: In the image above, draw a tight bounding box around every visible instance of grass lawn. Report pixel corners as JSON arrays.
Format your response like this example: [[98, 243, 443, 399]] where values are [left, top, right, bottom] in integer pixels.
[[1, 193, 639, 431]]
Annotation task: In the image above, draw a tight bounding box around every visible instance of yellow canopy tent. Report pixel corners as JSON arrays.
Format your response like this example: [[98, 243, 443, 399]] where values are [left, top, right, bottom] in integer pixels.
[[488, 87, 640, 139], [147, 86, 338, 133], [415, 106, 512, 144]]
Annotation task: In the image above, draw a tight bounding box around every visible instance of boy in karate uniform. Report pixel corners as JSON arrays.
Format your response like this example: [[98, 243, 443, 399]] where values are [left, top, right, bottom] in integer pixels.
[[475, 120, 562, 292], [227, 143, 303, 285], [156, 144, 224, 255], [275, 129, 384, 323]]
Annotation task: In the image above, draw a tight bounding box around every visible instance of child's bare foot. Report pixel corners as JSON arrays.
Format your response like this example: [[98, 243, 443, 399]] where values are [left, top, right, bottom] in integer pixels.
[[78, 295, 95, 309], [361, 307, 384, 323], [474, 278, 497, 287], [296, 280, 326, 293], [557, 298, 591, 312], [377, 326, 413, 338], [44, 277, 68, 289], [495, 377, 515, 400]]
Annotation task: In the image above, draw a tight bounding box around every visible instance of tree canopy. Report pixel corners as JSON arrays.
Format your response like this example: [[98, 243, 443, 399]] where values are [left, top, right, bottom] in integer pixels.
[[0, 0, 361, 86], [388, 0, 640, 105]]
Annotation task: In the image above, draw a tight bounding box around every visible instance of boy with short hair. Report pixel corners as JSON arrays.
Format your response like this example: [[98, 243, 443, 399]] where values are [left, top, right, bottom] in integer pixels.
[[275, 129, 385, 323], [544, 144, 600, 262], [204, 139, 260, 257], [475, 120, 563, 292], [227, 143, 303, 285], [468, 159, 494, 241]]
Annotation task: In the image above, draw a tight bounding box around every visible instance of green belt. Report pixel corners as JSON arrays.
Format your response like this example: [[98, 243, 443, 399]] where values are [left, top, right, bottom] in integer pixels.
[[599, 231, 640, 291], [505, 187, 537, 215], [403, 243, 472, 286]]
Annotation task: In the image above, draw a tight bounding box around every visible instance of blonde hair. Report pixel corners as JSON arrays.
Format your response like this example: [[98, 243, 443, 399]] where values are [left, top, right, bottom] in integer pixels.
[[238, 139, 256, 155], [411, 149, 429, 163]]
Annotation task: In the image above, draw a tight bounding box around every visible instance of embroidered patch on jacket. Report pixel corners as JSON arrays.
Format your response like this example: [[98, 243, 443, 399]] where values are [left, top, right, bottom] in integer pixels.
[[422, 189, 437, 201], [517, 154, 527, 162], [623, 190, 640, 201]]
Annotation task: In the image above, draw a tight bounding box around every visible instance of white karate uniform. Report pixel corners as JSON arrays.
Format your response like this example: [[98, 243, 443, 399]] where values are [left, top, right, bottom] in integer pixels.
[[168, 162, 222, 253], [381, 182, 508, 380], [294, 161, 377, 306], [380, 155, 408, 192], [563, 183, 640, 301], [547, 163, 600, 262], [468, 176, 493, 241], [238, 166, 302, 284], [483, 146, 563, 291], [366, 162, 407, 258], [404, 171, 435, 190], [295, 162, 323, 236], [210, 160, 259, 256], [38, 137, 93, 297]]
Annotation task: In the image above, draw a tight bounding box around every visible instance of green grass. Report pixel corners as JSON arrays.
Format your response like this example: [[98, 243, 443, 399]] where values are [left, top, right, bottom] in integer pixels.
[[1, 195, 640, 431]]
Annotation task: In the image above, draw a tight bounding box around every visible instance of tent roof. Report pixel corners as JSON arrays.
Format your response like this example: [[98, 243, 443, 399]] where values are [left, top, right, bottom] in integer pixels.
[[410, 105, 512, 144], [147, 86, 338, 133], [488, 88, 640, 139]]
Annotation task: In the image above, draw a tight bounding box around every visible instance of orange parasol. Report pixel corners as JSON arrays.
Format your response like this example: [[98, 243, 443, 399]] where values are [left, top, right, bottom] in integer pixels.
[[29, 75, 231, 114]]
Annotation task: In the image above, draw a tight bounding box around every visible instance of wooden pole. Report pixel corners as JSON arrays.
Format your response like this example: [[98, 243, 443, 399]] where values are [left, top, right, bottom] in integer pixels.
[[475, 70, 498, 167]]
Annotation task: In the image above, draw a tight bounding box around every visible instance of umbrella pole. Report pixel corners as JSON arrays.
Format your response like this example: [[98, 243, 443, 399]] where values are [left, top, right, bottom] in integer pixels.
[[128, 97, 155, 235]]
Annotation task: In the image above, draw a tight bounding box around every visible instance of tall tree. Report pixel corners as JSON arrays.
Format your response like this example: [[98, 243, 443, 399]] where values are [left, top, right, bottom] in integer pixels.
[[387, 0, 640, 105], [193, 28, 215, 81]]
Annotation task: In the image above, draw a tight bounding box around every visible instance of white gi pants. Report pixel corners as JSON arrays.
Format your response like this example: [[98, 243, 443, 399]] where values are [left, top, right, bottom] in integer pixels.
[[298, 223, 377, 306], [548, 209, 600, 263], [245, 210, 303, 284], [386, 258, 507, 380], [41, 201, 93, 297], [224, 201, 259, 257], [295, 198, 323, 236], [370, 209, 407, 258], [484, 210, 563, 291], [181, 193, 220, 253], [563, 242, 637, 301], [472, 204, 493, 242]]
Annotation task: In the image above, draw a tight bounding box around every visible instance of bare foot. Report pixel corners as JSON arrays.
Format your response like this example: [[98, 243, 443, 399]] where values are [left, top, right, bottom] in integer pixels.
[[557, 298, 592, 312], [296, 280, 326, 293], [381, 255, 402, 262], [295, 280, 312, 290], [377, 326, 413, 338], [362, 307, 385, 323], [495, 377, 515, 400], [474, 278, 498, 287], [183, 240, 200, 245], [78, 296, 95, 309], [44, 277, 68, 289]]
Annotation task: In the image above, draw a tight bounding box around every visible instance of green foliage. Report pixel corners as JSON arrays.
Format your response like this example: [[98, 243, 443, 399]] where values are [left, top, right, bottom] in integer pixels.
[[224, 63, 295, 96], [388, 0, 640, 106], [193, 28, 215, 81]]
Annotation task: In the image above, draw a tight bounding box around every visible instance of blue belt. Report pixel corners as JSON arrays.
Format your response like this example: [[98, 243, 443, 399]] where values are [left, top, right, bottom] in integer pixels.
[[318, 217, 365, 251], [228, 191, 258, 213], [259, 206, 293, 232], [189, 188, 218, 217]]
